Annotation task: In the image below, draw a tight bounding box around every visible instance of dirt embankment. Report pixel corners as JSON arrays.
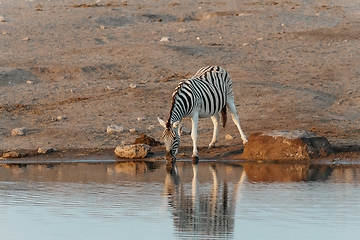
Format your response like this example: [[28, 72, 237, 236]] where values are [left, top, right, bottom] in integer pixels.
[[1, 0, 359, 160]]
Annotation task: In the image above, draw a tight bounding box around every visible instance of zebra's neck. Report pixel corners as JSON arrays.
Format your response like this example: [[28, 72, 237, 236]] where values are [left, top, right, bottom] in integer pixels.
[[167, 97, 186, 127], [166, 81, 190, 127]]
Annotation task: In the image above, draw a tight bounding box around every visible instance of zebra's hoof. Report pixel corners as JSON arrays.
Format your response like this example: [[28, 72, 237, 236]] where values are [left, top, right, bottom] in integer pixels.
[[192, 156, 199, 164]]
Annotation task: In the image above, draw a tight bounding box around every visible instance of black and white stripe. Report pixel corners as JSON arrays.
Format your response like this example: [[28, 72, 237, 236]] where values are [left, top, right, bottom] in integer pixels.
[[162, 127, 180, 159], [168, 66, 231, 124], [158, 66, 247, 161]]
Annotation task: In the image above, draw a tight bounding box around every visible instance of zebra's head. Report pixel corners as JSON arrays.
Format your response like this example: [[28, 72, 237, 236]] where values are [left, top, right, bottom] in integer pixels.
[[158, 117, 181, 161]]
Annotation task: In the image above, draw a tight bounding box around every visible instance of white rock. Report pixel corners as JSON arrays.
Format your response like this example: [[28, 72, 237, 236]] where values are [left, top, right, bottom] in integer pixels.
[[57, 115, 67, 120], [148, 125, 155, 130], [226, 134, 234, 140], [237, 13, 250, 17], [129, 84, 137, 89], [160, 36, 170, 42], [23, 37, 30, 41], [242, 42, 249, 46], [129, 128, 136, 133], [114, 144, 151, 159], [27, 80, 34, 84], [107, 125, 124, 133], [178, 28, 187, 33], [100, 25, 106, 29], [137, 117, 144, 121], [0, 16, 5, 22], [106, 86, 116, 90], [11, 127, 28, 136], [38, 147, 57, 154]]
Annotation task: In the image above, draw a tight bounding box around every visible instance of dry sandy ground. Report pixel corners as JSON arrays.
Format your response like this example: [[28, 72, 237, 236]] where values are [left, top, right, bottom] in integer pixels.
[[1, 0, 359, 160]]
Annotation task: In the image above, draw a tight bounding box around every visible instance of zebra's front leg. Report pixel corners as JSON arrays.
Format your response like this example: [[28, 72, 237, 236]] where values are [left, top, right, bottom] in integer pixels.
[[190, 113, 199, 159], [209, 114, 220, 149]]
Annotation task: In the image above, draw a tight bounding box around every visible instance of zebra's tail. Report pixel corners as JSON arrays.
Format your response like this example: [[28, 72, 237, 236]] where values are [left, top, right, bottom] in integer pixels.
[[221, 106, 227, 128]]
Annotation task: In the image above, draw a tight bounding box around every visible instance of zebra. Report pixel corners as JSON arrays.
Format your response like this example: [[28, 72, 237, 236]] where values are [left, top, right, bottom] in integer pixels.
[[158, 66, 248, 161]]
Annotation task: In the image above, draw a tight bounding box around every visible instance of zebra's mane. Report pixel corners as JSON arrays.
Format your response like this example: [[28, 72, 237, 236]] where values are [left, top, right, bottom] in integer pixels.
[[166, 79, 187, 128]]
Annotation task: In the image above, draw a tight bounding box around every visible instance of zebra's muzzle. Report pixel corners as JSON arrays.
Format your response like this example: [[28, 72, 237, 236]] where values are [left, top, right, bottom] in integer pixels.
[[165, 151, 176, 162], [165, 151, 172, 159]]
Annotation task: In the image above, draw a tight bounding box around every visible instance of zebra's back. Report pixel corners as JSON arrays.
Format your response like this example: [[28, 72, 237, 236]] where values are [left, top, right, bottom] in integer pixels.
[[168, 66, 235, 123], [186, 66, 233, 118], [192, 66, 233, 97]]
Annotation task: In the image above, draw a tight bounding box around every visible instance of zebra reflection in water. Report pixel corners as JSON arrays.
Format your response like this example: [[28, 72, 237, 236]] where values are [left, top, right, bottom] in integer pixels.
[[164, 162, 246, 238]]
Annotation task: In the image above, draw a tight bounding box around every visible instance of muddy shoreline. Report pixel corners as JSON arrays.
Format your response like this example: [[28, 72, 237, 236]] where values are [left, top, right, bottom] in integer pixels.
[[1, 144, 360, 164]]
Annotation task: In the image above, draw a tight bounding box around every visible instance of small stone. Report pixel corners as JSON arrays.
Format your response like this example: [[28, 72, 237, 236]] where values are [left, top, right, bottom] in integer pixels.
[[226, 134, 234, 140], [129, 128, 136, 133], [148, 125, 155, 130], [27, 80, 34, 84], [129, 84, 137, 89], [160, 36, 170, 42], [23, 37, 30, 41], [57, 115, 67, 120], [181, 127, 191, 135], [100, 25, 106, 29], [11, 127, 28, 136], [106, 86, 116, 90], [257, 38, 264, 41], [114, 144, 151, 159], [0, 16, 5, 22], [178, 28, 187, 33], [3, 151, 21, 158], [38, 147, 57, 154], [242, 42, 249, 46], [137, 117, 144, 121], [107, 125, 124, 133]]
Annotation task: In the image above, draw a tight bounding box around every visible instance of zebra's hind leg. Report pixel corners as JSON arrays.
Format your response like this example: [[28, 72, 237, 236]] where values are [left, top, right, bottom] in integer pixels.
[[190, 113, 199, 158], [209, 114, 220, 149], [226, 100, 248, 145]]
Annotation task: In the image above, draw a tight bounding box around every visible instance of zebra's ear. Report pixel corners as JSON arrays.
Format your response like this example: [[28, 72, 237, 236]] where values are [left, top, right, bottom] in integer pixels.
[[172, 121, 180, 129], [158, 117, 167, 128]]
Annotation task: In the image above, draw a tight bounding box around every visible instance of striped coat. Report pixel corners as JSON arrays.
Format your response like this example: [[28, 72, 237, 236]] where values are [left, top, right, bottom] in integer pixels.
[[158, 66, 247, 161]]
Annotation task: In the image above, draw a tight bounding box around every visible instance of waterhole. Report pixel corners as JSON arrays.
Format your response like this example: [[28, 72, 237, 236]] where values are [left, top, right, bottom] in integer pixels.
[[0, 160, 359, 240]]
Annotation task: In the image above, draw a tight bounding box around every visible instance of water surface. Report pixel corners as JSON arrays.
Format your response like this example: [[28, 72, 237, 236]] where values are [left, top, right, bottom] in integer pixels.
[[0, 161, 359, 240]]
